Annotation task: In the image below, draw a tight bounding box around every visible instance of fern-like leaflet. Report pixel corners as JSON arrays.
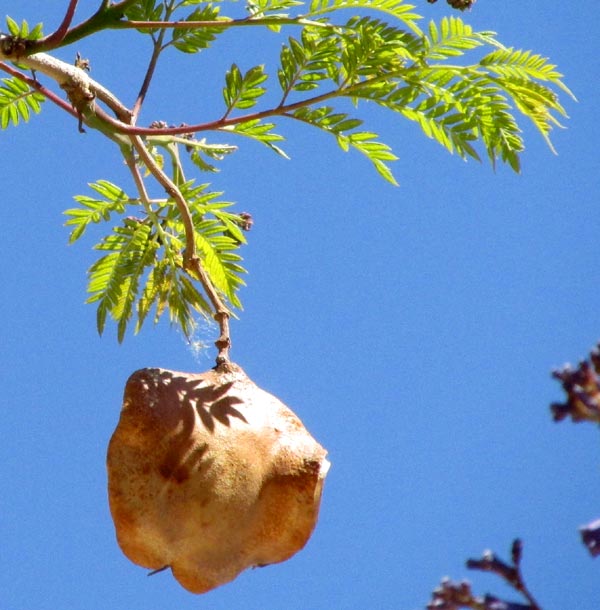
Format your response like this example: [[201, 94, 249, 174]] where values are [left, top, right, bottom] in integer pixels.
[[222, 64, 268, 117], [291, 105, 398, 183], [65, 181, 131, 243], [87, 221, 157, 342], [306, 0, 422, 33], [0, 77, 45, 128]]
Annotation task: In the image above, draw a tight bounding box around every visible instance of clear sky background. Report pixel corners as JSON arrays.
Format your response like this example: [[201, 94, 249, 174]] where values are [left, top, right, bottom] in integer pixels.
[[1, 2, 599, 609]]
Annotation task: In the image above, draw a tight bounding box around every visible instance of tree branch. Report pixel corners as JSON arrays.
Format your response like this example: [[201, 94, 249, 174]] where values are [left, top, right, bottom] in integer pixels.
[[77, 82, 348, 138], [40, 0, 80, 49], [131, 23, 170, 124], [130, 135, 196, 262], [466, 541, 542, 610], [1, 41, 230, 359], [551, 344, 600, 423], [0, 61, 79, 118], [119, 16, 332, 31], [130, 135, 232, 363], [0, 40, 132, 122], [30, 1, 137, 53]]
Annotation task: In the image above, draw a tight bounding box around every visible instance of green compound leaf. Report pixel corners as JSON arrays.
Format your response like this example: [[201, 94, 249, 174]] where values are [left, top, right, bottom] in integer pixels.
[[0, 77, 45, 129], [291, 106, 398, 184], [342, 131, 399, 184], [5, 16, 43, 40], [423, 16, 487, 60], [480, 47, 573, 95], [339, 16, 416, 83], [71, 176, 247, 341], [247, 0, 304, 18], [478, 47, 574, 154], [170, 5, 224, 53], [277, 29, 340, 98], [65, 180, 131, 244], [222, 64, 268, 115], [220, 119, 289, 158], [87, 222, 157, 342], [180, 182, 247, 308], [306, 0, 422, 33], [135, 258, 213, 339], [133, 181, 247, 339]]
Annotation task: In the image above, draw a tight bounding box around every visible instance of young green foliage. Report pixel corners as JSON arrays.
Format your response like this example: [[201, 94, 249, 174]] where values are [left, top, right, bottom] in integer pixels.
[[307, 0, 422, 33], [222, 64, 268, 116], [67, 179, 246, 342], [220, 120, 288, 157], [291, 106, 398, 183], [5, 16, 44, 41], [0, 77, 45, 128], [0, 0, 574, 342], [169, 5, 225, 53], [65, 180, 130, 244]]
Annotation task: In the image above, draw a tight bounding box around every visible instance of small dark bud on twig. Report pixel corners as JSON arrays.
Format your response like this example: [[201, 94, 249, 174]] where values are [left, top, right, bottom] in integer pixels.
[[580, 519, 600, 557], [426, 0, 476, 10], [550, 344, 600, 423], [239, 212, 254, 231], [511, 539, 523, 567], [428, 541, 541, 610]]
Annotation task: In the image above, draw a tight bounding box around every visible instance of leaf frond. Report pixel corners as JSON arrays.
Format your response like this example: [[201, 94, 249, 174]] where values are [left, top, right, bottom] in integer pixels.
[[0, 77, 45, 130], [305, 0, 422, 34], [64, 181, 131, 243], [169, 4, 225, 53]]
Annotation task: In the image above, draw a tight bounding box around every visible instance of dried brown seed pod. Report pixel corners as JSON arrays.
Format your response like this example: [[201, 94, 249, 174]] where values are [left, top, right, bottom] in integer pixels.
[[107, 362, 329, 594]]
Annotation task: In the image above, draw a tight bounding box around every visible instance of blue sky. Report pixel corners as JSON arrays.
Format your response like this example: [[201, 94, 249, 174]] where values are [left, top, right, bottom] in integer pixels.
[[1, 1, 600, 609]]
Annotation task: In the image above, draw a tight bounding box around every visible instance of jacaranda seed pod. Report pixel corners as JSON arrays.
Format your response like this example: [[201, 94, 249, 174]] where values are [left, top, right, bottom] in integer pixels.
[[107, 363, 329, 594]]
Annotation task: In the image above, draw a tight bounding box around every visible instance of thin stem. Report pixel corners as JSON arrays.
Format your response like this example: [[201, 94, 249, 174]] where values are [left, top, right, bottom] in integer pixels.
[[125, 142, 230, 361], [131, 10, 172, 124], [31, 0, 138, 52], [124, 151, 172, 246], [87, 68, 401, 138], [0, 46, 132, 122], [40, 0, 80, 49], [120, 16, 332, 31], [124, 152, 152, 209], [131, 40, 162, 124], [514, 569, 542, 610], [130, 135, 232, 363], [92, 84, 345, 137], [27, 5, 331, 54], [130, 135, 196, 260], [0, 61, 79, 118]]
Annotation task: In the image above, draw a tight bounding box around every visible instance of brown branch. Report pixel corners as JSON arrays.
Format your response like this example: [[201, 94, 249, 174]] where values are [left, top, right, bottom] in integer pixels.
[[28, 1, 138, 52], [129, 135, 232, 363], [131, 30, 168, 124], [130, 135, 195, 260], [428, 541, 541, 610], [0, 61, 79, 118], [118, 16, 330, 31], [40, 0, 80, 49], [551, 344, 600, 423], [124, 150, 151, 207], [0, 45, 132, 122], [466, 541, 541, 610], [85, 84, 345, 138]]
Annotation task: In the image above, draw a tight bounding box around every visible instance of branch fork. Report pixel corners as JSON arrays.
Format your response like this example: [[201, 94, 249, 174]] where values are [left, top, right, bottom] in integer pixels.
[[0, 34, 232, 361]]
